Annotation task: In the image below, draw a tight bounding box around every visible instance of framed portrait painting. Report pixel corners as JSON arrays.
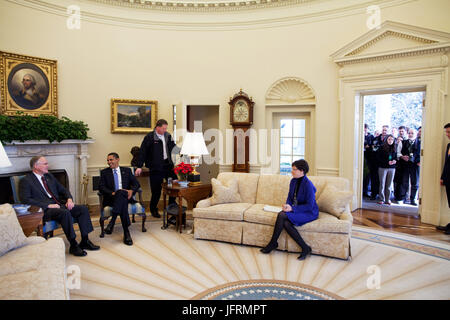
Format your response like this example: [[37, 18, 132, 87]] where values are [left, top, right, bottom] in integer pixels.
[[111, 99, 157, 134], [0, 51, 57, 116]]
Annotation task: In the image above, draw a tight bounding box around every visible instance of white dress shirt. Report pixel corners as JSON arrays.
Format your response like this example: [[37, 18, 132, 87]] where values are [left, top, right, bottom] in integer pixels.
[[156, 132, 168, 160], [113, 167, 122, 190], [33, 172, 52, 198]]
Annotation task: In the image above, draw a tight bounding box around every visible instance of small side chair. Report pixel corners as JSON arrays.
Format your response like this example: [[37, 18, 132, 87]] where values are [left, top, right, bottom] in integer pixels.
[[97, 167, 147, 238]]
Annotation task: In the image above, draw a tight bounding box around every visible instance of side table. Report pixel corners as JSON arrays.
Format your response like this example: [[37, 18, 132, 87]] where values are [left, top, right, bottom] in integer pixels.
[[162, 182, 212, 233], [16, 205, 44, 237]]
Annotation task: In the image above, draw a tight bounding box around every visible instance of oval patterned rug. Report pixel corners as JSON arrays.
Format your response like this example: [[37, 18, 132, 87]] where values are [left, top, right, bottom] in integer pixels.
[[64, 221, 450, 300], [192, 279, 344, 300]]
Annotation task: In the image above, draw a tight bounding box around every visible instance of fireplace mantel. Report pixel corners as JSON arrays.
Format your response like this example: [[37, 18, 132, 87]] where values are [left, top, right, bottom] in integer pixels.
[[0, 139, 94, 203]]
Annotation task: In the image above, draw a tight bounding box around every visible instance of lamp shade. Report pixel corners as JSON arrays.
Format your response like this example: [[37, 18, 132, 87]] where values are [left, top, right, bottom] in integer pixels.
[[180, 132, 209, 156], [0, 142, 12, 168]]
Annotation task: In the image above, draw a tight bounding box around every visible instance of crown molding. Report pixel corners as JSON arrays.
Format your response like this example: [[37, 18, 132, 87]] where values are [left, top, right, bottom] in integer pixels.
[[6, 0, 416, 31], [88, 0, 315, 12]]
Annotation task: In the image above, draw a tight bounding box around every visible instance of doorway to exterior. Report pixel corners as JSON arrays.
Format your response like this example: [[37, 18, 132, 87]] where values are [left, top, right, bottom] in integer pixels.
[[361, 90, 424, 216], [186, 105, 220, 183]]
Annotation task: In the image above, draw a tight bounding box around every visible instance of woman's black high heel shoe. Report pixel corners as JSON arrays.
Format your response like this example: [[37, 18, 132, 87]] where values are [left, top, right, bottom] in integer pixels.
[[260, 242, 278, 254], [297, 245, 311, 260]]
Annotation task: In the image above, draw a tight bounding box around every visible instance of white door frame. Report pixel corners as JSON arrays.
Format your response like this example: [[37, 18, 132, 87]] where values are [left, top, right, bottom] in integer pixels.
[[339, 70, 446, 225]]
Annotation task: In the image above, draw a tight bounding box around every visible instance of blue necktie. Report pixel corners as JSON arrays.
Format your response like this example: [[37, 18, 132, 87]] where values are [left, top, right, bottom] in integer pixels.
[[113, 169, 120, 191]]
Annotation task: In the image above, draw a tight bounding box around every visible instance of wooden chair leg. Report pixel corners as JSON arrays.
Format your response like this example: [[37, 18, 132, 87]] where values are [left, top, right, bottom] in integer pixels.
[[141, 215, 147, 232]]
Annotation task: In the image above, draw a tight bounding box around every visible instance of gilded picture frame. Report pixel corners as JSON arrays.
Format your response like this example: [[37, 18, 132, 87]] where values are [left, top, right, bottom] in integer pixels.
[[111, 98, 158, 134], [0, 51, 57, 116]]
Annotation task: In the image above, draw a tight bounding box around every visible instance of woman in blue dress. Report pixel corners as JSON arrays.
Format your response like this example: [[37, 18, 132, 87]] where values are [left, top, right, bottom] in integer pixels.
[[261, 159, 319, 260]]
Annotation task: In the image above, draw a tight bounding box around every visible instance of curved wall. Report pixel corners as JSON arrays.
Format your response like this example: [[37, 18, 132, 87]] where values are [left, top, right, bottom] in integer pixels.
[[1, 0, 449, 172]]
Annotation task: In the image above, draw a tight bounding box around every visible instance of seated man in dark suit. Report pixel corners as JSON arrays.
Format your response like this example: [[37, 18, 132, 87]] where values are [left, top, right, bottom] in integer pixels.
[[19, 156, 100, 257], [98, 152, 141, 246]]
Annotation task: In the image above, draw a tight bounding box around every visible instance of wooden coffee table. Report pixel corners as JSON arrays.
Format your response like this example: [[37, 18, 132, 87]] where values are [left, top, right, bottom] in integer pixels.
[[16, 206, 44, 237]]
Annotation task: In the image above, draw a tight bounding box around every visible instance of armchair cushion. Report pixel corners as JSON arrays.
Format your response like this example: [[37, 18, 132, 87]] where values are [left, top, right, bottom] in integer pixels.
[[0, 204, 27, 257], [317, 184, 353, 218], [101, 202, 146, 218], [210, 178, 241, 206]]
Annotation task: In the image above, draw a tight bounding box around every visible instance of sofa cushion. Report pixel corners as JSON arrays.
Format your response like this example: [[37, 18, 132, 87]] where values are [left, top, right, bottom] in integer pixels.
[[0, 204, 27, 257], [317, 184, 353, 218], [243, 204, 279, 226], [216, 172, 260, 204], [0, 237, 68, 300], [255, 174, 291, 206], [297, 212, 351, 233], [210, 178, 241, 205], [244, 204, 351, 234], [193, 203, 252, 221], [307, 176, 328, 200]]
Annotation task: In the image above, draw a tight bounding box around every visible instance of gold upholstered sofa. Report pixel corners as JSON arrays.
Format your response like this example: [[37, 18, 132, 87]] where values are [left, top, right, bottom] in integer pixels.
[[193, 173, 354, 260], [0, 203, 69, 299]]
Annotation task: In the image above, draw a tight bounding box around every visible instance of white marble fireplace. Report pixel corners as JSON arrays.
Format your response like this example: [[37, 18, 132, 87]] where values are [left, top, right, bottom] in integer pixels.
[[0, 139, 94, 203]]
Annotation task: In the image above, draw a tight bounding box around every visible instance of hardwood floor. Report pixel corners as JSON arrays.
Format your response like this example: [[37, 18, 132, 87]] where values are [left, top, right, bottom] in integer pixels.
[[352, 208, 450, 243]]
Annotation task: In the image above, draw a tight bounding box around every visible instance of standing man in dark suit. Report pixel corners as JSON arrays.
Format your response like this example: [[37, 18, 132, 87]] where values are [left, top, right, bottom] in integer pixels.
[[399, 128, 421, 206], [135, 119, 178, 218], [438, 123, 450, 234], [19, 156, 100, 256], [98, 152, 140, 245]]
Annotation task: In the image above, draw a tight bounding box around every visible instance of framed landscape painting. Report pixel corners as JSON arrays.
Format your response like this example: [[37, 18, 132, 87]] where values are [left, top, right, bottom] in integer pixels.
[[111, 99, 157, 134], [0, 51, 57, 116]]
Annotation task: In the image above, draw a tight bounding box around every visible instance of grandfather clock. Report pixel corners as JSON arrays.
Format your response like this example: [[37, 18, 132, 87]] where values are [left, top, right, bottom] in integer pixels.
[[229, 89, 254, 173]]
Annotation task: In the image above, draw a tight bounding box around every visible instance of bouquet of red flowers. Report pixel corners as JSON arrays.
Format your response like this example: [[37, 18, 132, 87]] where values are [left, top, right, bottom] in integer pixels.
[[173, 162, 193, 181]]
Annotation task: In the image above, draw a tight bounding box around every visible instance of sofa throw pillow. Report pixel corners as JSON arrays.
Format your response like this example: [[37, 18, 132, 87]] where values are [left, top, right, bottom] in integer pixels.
[[0, 204, 27, 256], [210, 178, 241, 206], [317, 184, 353, 218]]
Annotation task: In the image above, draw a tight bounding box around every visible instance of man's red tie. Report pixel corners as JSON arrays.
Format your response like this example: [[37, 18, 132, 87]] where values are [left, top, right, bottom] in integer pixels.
[[41, 176, 61, 205]]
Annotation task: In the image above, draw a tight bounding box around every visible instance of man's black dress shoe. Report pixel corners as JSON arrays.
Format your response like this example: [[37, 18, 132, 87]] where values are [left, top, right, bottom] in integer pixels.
[[436, 223, 450, 234], [79, 240, 100, 251], [69, 244, 87, 257], [436, 223, 450, 230], [297, 245, 312, 261], [410, 201, 418, 206], [104, 222, 115, 234], [123, 231, 133, 246]]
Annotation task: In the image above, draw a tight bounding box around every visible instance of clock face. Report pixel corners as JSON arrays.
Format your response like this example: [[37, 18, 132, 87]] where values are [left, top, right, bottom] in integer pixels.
[[233, 99, 249, 122]]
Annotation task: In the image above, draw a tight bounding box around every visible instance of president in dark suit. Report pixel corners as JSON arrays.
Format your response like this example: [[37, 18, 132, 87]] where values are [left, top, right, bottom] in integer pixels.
[[135, 119, 178, 218], [438, 123, 450, 234], [98, 152, 140, 245], [19, 156, 100, 256]]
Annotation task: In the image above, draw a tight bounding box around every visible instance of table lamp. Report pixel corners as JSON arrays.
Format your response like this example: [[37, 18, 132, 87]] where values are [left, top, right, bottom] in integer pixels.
[[180, 132, 209, 185], [0, 142, 12, 168]]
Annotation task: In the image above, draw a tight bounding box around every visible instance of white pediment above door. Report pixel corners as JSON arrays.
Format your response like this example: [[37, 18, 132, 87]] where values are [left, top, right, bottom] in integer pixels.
[[331, 21, 450, 65]]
